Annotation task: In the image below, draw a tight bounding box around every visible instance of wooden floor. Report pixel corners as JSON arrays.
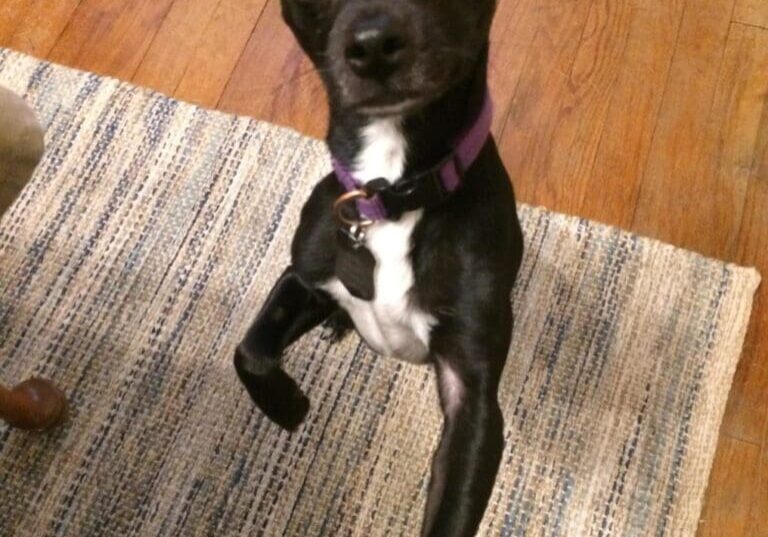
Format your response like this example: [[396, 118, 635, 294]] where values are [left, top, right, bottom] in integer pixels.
[[1, 0, 766, 534]]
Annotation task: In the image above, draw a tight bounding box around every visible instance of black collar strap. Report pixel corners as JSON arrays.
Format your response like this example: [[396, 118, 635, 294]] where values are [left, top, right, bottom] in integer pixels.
[[332, 90, 493, 224]]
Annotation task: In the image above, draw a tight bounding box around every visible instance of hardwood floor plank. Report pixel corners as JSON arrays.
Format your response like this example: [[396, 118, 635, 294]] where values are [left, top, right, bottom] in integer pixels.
[[48, 0, 175, 80], [542, 0, 639, 214], [707, 38, 768, 537], [738, 78, 768, 537], [753, 81, 768, 182], [132, 0, 222, 95], [734, 0, 768, 28], [216, 0, 326, 137], [2, 0, 83, 58], [697, 436, 761, 537], [0, 0, 29, 46], [750, 429, 768, 537], [46, 0, 122, 67], [631, 0, 742, 258], [708, 24, 768, 257], [724, 96, 768, 444], [488, 0, 536, 137], [579, 1, 685, 228], [173, 0, 269, 109], [496, 0, 597, 207]]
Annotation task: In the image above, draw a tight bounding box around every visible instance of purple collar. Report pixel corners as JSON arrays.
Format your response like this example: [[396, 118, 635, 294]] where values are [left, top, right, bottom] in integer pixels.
[[332, 91, 493, 222]]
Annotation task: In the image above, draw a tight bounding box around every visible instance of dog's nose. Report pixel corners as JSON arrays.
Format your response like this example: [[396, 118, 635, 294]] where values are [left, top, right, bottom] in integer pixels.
[[345, 13, 409, 79]]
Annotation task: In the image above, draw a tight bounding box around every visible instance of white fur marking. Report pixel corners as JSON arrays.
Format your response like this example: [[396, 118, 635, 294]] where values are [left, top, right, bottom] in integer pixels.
[[323, 210, 436, 363], [354, 118, 407, 183], [323, 118, 436, 362], [439, 364, 465, 416]]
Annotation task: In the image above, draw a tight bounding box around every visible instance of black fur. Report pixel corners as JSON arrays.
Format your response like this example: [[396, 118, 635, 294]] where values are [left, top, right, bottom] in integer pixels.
[[234, 1, 524, 535]]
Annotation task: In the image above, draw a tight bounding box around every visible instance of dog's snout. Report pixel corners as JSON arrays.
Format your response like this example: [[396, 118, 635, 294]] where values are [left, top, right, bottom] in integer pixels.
[[344, 12, 410, 80]]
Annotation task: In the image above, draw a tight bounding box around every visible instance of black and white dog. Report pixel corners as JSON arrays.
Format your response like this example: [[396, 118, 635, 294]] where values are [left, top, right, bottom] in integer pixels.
[[235, 1, 524, 535]]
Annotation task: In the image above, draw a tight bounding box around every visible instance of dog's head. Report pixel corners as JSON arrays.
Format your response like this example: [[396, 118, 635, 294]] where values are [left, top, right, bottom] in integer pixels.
[[281, 0, 495, 117]]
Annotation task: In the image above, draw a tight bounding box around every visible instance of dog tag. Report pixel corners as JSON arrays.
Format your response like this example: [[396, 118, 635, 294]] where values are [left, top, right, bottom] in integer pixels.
[[335, 225, 376, 301]]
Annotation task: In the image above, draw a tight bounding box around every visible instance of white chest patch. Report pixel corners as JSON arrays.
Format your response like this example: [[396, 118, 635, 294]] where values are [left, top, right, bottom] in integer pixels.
[[354, 118, 407, 182], [322, 118, 436, 362]]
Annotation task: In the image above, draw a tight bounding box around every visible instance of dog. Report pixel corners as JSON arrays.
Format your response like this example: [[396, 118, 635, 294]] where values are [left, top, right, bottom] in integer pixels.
[[234, 1, 524, 535]]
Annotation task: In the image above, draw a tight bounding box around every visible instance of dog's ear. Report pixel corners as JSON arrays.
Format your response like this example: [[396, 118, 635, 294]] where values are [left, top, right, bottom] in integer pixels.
[[280, 0, 328, 63], [279, 0, 302, 34]]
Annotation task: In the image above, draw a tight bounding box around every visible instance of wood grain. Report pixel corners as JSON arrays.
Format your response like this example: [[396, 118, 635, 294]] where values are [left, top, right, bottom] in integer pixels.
[[48, 0, 175, 80], [727, 106, 768, 448], [749, 108, 768, 537], [579, 0, 686, 228], [131, 0, 222, 95], [698, 437, 761, 537], [751, 428, 768, 537], [218, 0, 327, 137], [705, 23, 768, 258], [496, 0, 596, 206], [487, 0, 535, 137], [173, 0, 270, 108], [718, 26, 768, 445], [701, 31, 768, 536], [523, 0, 635, 217], [734, 0, 768, 28], [742, 175, 768, 537], [2, 0, 84, 58], [0, 0, 30, 46], [631, 0, 740, 258]]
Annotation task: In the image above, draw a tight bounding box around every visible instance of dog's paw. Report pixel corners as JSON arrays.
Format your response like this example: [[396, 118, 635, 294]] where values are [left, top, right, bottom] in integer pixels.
[[252, 369, 310, 432], [234, 348, 310, 432]]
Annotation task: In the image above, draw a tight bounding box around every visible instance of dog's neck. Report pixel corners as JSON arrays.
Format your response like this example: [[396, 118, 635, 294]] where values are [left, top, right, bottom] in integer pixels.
[[326, 48, 489, 183]]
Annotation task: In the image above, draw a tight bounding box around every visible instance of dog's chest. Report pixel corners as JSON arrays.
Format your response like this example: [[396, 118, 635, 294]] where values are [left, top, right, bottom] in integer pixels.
[[322, 118, 435, 362], [323, 212, 435, 362]]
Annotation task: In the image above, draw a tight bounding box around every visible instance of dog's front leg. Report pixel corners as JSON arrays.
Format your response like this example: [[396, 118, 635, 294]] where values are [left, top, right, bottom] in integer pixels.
[[234, 267, 335, 431], [421, 358, 505, 537]]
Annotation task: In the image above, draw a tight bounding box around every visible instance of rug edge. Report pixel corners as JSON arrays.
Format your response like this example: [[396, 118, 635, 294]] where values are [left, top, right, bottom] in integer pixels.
[[673, 267, 761, 536], [0, 46, 320, 156]]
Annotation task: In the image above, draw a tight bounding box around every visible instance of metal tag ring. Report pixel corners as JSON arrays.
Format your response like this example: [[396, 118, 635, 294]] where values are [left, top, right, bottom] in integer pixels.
[[333, 190, 374, 228]]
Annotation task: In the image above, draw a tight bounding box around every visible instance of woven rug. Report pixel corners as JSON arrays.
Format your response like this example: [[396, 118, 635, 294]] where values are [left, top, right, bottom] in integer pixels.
[[0, 49, 761, 537]]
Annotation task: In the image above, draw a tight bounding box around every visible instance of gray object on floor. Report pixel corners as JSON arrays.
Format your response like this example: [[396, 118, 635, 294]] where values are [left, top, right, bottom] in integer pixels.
[[0, 85, 44, 215]]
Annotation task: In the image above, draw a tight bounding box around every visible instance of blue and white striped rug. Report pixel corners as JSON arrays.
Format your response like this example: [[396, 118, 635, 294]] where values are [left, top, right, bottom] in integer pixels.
[[0, 49, 761, 537]]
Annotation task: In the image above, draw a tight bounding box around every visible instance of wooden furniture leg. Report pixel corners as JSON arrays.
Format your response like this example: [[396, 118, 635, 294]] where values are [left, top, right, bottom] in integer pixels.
[[0, 378, 67, 430]]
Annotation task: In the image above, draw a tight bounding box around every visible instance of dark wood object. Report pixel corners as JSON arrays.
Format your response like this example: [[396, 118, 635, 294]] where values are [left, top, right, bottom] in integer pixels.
[[0, 378, 67, 431]]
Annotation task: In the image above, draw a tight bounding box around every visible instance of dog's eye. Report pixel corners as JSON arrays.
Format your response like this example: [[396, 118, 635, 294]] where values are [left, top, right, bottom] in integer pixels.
[[292, 0, 328, 18], [293, 0, 324, 9]]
